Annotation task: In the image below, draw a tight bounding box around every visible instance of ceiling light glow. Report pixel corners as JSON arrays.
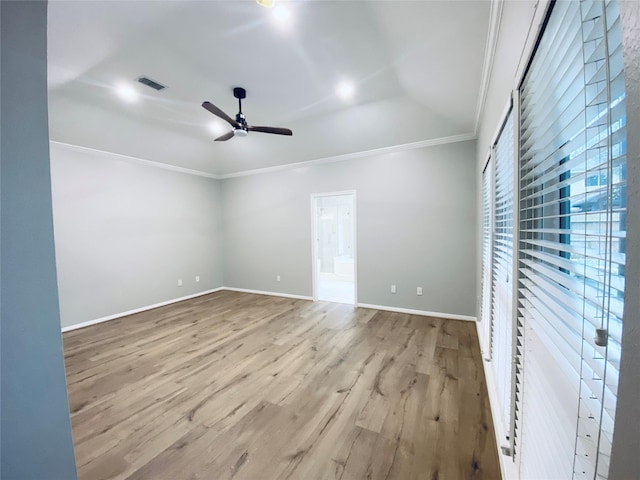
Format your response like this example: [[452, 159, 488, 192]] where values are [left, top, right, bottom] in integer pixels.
[[272, 5, 290, 23], [256, 0, 275, 8], [115, 83, 139, 103], [336, 81, 355, 100], [209, 122, 226, 136]]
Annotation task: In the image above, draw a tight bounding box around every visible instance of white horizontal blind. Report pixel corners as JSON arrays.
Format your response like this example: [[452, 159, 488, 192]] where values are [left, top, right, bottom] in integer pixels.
[[518, 4, 584, 475], [491, 111, 515, 437], [512, 95, 525, 459], [517, 0, 626, 478], [574, 1, 625, 477], [481, 159, 494, 359]]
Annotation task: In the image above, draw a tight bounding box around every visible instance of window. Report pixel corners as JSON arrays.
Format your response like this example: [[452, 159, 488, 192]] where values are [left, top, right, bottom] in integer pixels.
[[491, 109, 515, 444], [480, 158, 494, 359], [517, 1, 626, 479]]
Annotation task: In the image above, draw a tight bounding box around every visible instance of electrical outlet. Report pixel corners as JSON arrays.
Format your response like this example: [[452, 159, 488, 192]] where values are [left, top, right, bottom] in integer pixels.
[[178, 279, 183, 287], [195, 275, 200, 282], [276, 275, 281, 282], [391, 284, 397, 294], [417, 287, 423, 296]]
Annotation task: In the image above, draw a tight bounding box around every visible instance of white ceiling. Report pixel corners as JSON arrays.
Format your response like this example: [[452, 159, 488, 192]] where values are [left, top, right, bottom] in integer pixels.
[[47, 0, 492, 176]]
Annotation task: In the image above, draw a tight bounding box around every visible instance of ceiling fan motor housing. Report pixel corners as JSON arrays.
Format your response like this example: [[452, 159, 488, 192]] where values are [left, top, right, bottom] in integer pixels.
[[235, 112, 249, 135], [236, 112, 247, 125]]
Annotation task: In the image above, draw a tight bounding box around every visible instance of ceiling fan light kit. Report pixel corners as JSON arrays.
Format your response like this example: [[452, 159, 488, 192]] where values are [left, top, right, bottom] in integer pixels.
[[202, 87, 293, 142]]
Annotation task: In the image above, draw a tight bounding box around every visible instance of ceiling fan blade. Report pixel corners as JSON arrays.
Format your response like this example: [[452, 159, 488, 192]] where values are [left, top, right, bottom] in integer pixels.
[[202, 101, 238, 128], [214, 130, 235, 142], [247, 125, 293, 136]]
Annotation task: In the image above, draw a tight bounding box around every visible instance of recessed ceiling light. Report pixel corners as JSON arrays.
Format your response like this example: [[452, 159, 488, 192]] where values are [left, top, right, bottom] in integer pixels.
[[256, 0, 275, 8], [336, 81, 355, 100], [272, 5, 291, 23], [115, 83, 139, 103]]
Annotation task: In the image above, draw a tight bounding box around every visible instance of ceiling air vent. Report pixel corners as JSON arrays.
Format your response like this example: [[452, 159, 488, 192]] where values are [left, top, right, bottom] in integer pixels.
[[136, 76, 166, 91]]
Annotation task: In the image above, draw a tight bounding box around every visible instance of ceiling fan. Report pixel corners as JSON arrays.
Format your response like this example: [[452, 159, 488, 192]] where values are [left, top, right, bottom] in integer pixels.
[[202, 87, 293, 141]]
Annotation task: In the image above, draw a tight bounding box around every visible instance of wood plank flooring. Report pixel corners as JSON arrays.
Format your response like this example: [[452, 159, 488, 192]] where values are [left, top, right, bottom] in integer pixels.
[[63, 291, 501, 480]]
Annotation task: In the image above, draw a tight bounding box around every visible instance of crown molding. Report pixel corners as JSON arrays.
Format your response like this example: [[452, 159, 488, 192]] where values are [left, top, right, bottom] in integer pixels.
[[474, 0, 504, 137], [49, 141, 221, 179], [51, 132, 476, 181], [219, 132, 476, 179]]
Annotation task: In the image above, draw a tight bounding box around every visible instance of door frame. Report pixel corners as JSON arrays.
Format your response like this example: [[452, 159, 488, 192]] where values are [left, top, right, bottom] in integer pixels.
[[310, 190, 357, 305]]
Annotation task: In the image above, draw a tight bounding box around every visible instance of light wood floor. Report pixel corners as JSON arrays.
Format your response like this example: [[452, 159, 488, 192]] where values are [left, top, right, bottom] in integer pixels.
[[64, 291, 501, 480]]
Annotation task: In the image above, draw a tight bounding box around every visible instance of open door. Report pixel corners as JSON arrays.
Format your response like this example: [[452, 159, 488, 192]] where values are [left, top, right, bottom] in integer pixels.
[[311, 192, 356, 305]]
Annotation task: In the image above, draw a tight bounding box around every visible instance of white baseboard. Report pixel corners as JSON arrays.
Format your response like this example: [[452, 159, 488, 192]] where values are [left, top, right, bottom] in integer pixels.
[[222, 287, 313, 301], [474, 322, 519, 480], [61, 289, 473, 334], [356, 303, 476, 322], [61, 288, 225, 332]]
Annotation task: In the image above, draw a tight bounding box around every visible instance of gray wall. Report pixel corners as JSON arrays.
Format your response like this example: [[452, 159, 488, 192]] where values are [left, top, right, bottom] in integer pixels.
[[52, 140, 477, 327], [50, 143, 223, 328], [610, 1, 640, 477], [1, 1, 77, 478], [223, 141, 478, 317]]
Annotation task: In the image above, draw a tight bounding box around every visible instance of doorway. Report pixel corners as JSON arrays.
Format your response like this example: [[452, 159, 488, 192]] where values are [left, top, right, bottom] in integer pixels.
[[312, 192, 356, 305]]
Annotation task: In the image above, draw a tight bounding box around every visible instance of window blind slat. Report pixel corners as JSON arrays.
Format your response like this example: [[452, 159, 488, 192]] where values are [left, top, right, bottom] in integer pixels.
[[520, 238, 626, 266], [518, 248, 625, 293]]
